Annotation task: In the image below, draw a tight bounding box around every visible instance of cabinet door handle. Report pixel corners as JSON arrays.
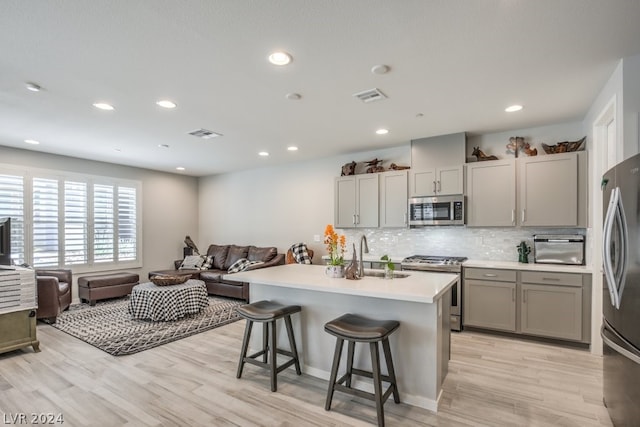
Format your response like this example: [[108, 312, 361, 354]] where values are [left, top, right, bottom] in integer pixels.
[[511, 209, 515, 225], [356, 214, 360, 224], [521, 209, 526, 223], [483, 273, 498, 277], [512, 288, 515, 301], [523, 289, 527, 303], [542, 277, 560, 281], [352, 214, 356, 225], [433, 181, 437, 193], [437, 180, 441, 192]]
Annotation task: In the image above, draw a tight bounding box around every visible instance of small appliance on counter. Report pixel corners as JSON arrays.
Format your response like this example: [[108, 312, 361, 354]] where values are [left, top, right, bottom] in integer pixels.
[[533, 234, 585, 265]]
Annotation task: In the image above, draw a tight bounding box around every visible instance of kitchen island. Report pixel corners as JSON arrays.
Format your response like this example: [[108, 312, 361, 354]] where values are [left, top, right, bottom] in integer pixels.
[[224, 264, 458, 412]]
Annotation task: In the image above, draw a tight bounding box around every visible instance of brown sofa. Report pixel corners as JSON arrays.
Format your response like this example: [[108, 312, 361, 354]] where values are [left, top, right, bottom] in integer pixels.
[[36, 269, 72, 323], [149, 244, 285, 302]]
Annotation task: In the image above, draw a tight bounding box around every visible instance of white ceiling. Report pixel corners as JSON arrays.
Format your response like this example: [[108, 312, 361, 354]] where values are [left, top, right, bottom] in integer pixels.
[[1, 1, 640, 177]]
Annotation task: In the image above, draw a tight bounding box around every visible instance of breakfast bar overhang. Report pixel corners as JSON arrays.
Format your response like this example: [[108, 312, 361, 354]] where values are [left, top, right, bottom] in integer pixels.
[[225, 264, 459, 412]]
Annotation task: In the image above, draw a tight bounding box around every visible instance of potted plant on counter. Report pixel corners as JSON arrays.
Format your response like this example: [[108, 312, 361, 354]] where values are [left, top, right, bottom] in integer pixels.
[[324, 224, 346, 278], [381, 255, 395, 279]]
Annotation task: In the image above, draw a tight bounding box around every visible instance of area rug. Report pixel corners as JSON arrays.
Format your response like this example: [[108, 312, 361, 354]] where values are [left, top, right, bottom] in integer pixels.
[[50, 296, 244, 356]]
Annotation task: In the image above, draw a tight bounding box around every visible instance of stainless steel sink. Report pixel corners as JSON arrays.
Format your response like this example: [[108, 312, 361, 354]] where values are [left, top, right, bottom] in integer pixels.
[[362, 270, 409, 279]]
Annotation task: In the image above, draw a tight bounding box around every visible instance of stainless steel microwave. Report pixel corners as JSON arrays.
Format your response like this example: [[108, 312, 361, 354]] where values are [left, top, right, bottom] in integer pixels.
[[408, 195, 465, 226]]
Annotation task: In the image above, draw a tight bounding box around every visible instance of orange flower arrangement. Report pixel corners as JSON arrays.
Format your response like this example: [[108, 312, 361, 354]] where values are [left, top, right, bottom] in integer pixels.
[[324, 224, 346, 266]]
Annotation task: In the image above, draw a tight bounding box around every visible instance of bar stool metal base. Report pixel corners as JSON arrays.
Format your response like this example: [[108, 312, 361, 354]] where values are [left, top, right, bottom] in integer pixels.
[[236, 300, 302, 392], [324, 313, 400, 427]]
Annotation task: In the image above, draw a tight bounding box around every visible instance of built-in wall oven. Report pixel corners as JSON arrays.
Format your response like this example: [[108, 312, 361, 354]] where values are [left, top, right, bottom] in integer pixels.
[[401, 255, 467, 331]]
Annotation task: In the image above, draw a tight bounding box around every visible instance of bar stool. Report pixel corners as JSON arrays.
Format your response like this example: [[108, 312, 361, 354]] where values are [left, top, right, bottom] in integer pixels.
[[236, 300, 302, 392], [324, 313, 400, 427]]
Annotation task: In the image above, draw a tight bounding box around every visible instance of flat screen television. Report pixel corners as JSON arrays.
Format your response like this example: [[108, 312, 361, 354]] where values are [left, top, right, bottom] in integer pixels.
[[0, 217, 11, 266]]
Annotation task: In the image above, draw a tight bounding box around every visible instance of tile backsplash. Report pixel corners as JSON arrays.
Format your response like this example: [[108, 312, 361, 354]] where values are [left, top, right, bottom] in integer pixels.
[[340, 227, 587, 263]]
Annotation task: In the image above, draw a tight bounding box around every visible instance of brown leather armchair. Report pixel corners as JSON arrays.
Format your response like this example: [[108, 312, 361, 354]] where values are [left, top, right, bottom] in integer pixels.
[[36, 269, 72, 323]]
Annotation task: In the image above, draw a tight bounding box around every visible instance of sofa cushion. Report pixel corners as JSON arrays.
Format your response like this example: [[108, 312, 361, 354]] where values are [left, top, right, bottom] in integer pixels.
[[224, 245, 249, 269], [199, 270, 223, 283], [248, 246, 277, 263], [207, 245, 230, 270]]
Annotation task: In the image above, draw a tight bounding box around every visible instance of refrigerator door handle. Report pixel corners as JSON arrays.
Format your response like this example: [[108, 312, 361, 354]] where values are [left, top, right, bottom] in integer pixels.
[[601, 323, 640, 365], [603, 187, 620, 307], [615, 192, 629, 308]]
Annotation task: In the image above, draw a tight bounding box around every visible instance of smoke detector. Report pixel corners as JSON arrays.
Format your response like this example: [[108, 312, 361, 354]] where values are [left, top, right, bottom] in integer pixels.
[[188, 129, 223, 139], [353, 88, 387, 103]]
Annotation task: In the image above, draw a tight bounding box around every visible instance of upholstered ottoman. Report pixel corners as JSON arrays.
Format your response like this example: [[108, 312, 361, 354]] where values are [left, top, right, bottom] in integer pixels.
[[78, 272, 140, 306]]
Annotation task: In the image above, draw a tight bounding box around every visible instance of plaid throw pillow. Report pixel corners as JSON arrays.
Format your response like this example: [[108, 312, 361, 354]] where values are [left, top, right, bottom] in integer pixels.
[[290, 242, 312, 264], [201, 255, 214, 270], [228, 258, 264, 273]]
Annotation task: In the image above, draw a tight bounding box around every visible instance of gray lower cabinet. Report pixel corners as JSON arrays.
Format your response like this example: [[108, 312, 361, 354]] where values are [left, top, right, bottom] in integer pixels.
[[464, 268, 517, 332], [463, 267, 591, 343]]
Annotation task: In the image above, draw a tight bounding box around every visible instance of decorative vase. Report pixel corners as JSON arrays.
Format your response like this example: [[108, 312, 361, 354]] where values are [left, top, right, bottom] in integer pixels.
[[325, 265, 345, 278], [384, 265, 394, 280]]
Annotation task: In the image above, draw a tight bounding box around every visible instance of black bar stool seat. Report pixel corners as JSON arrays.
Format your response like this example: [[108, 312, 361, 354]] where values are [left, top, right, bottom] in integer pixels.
[[236, 300, 302, 392], [324, 313, 400, 427]]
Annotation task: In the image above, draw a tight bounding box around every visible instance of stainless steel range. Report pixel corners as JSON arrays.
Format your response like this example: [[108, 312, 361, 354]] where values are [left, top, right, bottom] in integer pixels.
[[401, 255, 466, 331]]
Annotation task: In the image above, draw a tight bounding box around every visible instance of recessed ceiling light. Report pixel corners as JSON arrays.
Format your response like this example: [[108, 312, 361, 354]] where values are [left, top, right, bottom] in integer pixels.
[[371, 64, 390, 75], [93, 102, 115, 111], [285, 93, 302, 100], [25, 82, 41, 92], [158, 144, 170, 148], [505, 104, 523, 113], [258, 151, 270, 157], [176, 167, 185, 171], [156, 100, 177, 109], [114, 148, 122, 152], [24, 139, 40, 145], [287, 146, 298, 151], [376, 128, 389, 135], [268, 51, 292, 66]]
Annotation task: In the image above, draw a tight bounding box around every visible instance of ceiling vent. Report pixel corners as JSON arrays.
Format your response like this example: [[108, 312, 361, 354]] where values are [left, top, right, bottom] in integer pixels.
[[353, 88, 387, 103], [188, 128, 223, 139]]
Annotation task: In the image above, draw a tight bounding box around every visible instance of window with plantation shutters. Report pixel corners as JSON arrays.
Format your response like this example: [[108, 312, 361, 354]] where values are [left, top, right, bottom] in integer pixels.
[[0, 164, 141, 269], [94, 184, 114, 263], [0, 174, 25, 265], [118, 186, 137, 261], [64, 181, 87, 265], [32, 177, 59, 267]]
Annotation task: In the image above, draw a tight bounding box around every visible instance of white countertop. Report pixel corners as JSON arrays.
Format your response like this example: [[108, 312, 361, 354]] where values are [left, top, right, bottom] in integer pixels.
[[463, 259, 593, 274], [224, 264, 458, 304]]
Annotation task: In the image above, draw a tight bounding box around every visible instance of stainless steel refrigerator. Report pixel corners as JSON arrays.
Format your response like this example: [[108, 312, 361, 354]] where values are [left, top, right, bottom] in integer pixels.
[[602, 153, 640, 426]]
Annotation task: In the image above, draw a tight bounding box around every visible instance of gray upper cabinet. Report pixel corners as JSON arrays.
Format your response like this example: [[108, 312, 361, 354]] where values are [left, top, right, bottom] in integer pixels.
[[466, 159, 516, 226], [410, 132, 465, 197], [334, 174, 379, 228], [519, 152, 580, 227], [409, 166, 463, 197], [379, 170, 408, 228], [465, 151, 587, 227]]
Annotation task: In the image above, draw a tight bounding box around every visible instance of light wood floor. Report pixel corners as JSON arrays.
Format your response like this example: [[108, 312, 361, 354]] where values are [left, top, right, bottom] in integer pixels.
[[0, 320, 612, 427]]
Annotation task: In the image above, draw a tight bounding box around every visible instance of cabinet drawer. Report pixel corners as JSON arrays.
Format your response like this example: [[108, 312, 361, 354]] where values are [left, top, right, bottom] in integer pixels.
[[464, 268, 516, 282], [521, 271, 582, 287]]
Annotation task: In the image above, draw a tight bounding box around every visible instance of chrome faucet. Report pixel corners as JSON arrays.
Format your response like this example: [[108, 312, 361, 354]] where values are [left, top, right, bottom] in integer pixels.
[[359, 234, 369, 278]]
